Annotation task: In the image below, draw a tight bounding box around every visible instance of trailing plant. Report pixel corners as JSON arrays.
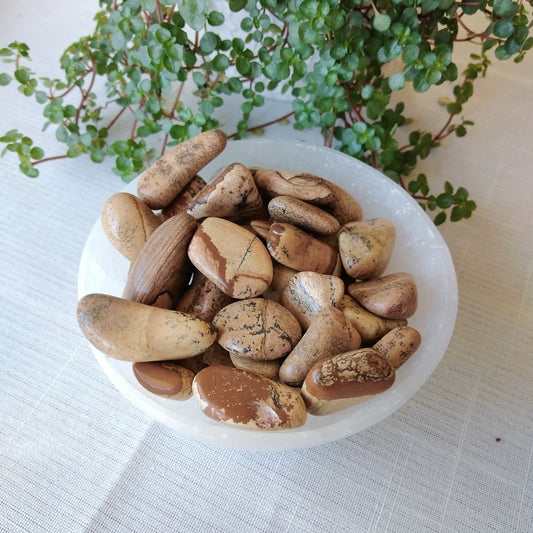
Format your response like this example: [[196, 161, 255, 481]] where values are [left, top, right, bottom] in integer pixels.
[[1, 0, 531, 224]]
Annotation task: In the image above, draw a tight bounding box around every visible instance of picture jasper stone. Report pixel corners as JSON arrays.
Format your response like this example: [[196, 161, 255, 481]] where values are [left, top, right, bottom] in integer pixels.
[[301, 348, 395, 416], [347, 272, 418, 319], [101, 192, 161, 262], [187, 163, 265, 221], [266, 222, 337, 275], [188, 217, 273, 299], [123, 213, 197, 309], [137, 129, 227, 209], [213, 298, 302, 360], [76, 293, 217, 362], [373, 326, 421, 369], [338, 218, 396, 280], [192, 366, 307, 430], [160, 175, 207, 220], [133, 361, 194, 400]]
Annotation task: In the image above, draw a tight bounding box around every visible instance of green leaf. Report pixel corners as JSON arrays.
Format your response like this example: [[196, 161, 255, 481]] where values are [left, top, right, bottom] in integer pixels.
[[14, 69, 30, 84], [388, 72, 405, 91], [178, 0, 207, 31], [212, 54, 230, 71], [493, 19, 514, 39], [90, 148, 105, 163], [434, 212, 446, 225], [0, 73, 11, 86], [193, 71, 206, 86], [229, 0, 247, 12], [30, 146, 44, 160], [493, 0, 514, 17], [199, 32, 218, 55], [402, 44, 419, 64], [111, 29, 126, 51], [373, 13, 391, 33], [0, 48, 14, 57], [19, 160, 39, 178], [236, 56, 251, 76], [67, 145, 82, 158], [207, 11, 225, 26], [436, 192, 453, 208]]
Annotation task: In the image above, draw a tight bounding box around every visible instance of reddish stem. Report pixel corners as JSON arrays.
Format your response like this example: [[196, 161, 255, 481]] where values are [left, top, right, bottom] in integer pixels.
[[32, 154, 68, 166], [227, 111, 295, 139]]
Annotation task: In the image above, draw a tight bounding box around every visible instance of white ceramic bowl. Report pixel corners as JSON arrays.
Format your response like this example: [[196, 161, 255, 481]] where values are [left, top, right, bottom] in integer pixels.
[[78, 138, 458, 451]]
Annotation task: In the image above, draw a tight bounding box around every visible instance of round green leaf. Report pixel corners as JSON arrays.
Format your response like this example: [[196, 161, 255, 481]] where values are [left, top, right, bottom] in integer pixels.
[[30, 146, 44, 160], [493, 19, 514, 39], [207, 11, 225, 26], [0, 73, 11, 86], [14, 69, 30, 84], [212, 54, 230, 72], [388, 72, 405, 91], [199, 32, 218, 55], [373, 13, 391, 33]]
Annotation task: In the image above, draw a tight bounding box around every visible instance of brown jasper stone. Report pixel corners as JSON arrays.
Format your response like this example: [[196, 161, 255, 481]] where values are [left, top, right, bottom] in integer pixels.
[[133, 361, 194, 400], [178, 355, 207, 375], [160, 175, 206, 220], [322, 181, 363, 225], [213, 298, 302, 360], [262, 263, 298, 302], [101, 192, 160, 262], [192, 366, 307, 430], [188, 217, 273, 299], [187, 163, 265, 221], [279, 306, 362, 387], [176, 270, 233, 322], [249, 219, 271, 240], [230, 353, 281, 380], [76, 293, 217, 362], [201, 343, 234, 367], [137, 129, 227, 209], [280, 271, 345, 329], [339, 294, 407, 345], [251, 168, 334, 204], [267, 222, 337, 274], [347, 272, 418, 319], [123, 213, 197, 309], [373, 326, 421, 369], [267, 196, 340, 235], [338, 218, 396, 280], [301, 348, 395, 416]]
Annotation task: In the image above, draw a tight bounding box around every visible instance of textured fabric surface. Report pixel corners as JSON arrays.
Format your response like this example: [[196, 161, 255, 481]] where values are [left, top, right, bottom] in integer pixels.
[[1, 2, 532, 532]]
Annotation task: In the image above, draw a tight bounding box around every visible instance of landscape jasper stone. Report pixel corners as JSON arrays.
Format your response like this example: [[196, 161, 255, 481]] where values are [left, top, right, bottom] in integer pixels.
[[249, 219, 271, 240], [322, 181, 363, 225], [229, 353, 281, 380], [280, 271, 345, 329], [192, 366, 307, 430], [201, 343, 234, 367], [101, 192, 160, 262], [267, 195, 340, 235], [176, 270, 233, 322], [262, 263, 298, 302], [251, 168, 334, 204], [187, 163, 265, 220], [187, 217, 273, 299], [339, 294, 407, 345], [161, 175, 206, 220], [338, 218, 396, 280], [133, 361, 195, 400], [137, 129, 227, 209], [267, 222, 337, 274], [373, 326, 421, 369], [213, 298, 302, 360], [123, 213, 197, 308], [279, 306, 362, 387], [301, 348, 395, 415], [348, 272, 418, 319], [76, 293, 217, 362]]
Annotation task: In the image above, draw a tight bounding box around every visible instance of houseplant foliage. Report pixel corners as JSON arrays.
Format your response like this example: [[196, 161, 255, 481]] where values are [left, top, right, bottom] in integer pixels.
[[1, 0, 531, 224]]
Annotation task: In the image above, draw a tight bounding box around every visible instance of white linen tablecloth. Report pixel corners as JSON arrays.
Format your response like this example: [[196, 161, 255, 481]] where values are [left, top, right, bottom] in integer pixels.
[[1, 2, 532, 532]]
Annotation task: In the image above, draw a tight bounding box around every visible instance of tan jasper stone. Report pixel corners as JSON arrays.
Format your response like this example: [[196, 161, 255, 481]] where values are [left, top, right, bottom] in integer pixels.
[[187, 217, 273, 299], [339, 294, 407, 345], [229, 353, 281, 380], [373, 326, 421, 369], [192, 366, 307, 430], [176, 270, 233, 322], [251, 168, 335, 204], [267, 195, 340, 235], [123, 213, 197, 309], [322, 181, 363, 225], [301, 348, 395, 416], [213, 298, 302, 360], [133, 361, 194, 400], [280, 271, 345, 329], [76, 293, 217, 362], [267, 222, 337, 274], [187, 163, 265, 221], [160, 175, 206, 220], [338, 218, 396, 280], [347, 272, 418, 319], [137, 129, 227, 209], [279, 306, 362, 387], [101, 192, 160, 262]]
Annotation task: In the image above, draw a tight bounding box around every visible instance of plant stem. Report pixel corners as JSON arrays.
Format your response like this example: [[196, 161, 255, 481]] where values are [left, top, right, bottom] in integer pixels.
[[105, 105, 128, 131], [227, 111, 295, 139], [32, 154, 68, 166]]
